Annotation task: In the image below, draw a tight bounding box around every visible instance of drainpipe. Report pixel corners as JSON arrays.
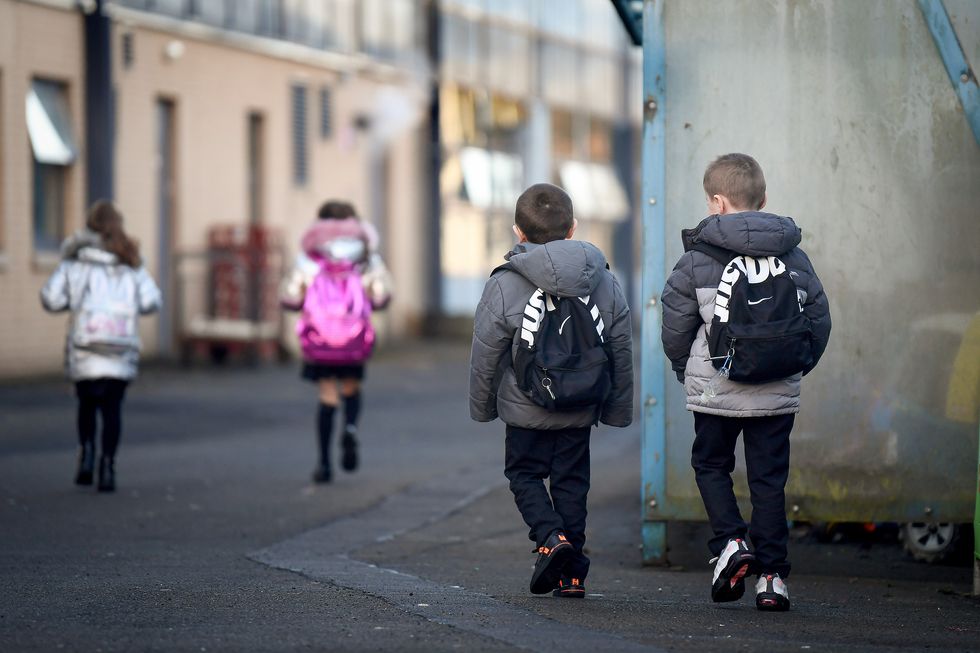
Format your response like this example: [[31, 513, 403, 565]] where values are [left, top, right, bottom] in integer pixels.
[[82, 0, 114, 204], [424, 0, 443, 328]]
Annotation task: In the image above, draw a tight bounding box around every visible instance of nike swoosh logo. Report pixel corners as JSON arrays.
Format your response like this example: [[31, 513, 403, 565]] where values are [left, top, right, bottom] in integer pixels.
[[558, 316, 572, 334], [747, 297, 773, 305]]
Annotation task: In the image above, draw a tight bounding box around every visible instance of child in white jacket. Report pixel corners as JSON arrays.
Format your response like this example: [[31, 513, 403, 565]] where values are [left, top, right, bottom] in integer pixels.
[[41, 200, 161, 492]]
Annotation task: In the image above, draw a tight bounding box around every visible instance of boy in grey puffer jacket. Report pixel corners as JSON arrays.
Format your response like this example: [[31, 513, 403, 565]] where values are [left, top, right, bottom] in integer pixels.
[[470, 183, 633, 598], [661, 154, 831, 611]]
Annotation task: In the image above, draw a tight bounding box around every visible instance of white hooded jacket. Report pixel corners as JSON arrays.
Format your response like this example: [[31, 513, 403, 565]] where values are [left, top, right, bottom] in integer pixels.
[[40, 230, 162, 381]]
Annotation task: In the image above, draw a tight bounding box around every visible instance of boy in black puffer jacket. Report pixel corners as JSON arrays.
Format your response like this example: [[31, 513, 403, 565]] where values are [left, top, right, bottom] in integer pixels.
[[469, 184, 633, 598], [661, 154, 831, 611]]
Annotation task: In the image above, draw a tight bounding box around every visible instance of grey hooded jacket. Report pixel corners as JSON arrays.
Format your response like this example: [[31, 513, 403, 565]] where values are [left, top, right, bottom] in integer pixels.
[[469, 239, 633, 430], [661, 212, 831, 417], [40, 230, 162, 381]]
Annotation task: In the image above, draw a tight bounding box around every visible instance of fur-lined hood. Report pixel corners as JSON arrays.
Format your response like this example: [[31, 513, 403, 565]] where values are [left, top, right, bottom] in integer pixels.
[[300, 217, 379, 262], [60, 229, 103, 260]]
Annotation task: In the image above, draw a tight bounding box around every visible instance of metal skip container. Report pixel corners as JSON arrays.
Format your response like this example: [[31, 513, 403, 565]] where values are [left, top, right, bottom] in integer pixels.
[[631, 0, 980, 562]]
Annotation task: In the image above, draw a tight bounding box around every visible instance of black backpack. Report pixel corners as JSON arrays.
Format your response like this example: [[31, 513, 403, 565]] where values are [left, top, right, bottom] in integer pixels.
[[508, 281, 612, 412], [692, 243, 814, 383]]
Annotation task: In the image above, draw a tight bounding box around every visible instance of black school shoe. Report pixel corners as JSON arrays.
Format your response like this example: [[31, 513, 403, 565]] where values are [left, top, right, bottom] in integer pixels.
[[709, 538, 756, 602], [755, 573, 791, 611], [529, 531, 573, 594], [75, 442, 95, 486], [312, 464, 332, 484], [341, 428, 359, 472], [552, 577, 586, 598], [96, 457, 115, 493]]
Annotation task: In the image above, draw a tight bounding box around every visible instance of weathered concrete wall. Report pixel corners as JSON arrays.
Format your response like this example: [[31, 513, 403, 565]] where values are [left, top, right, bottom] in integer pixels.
[[660, 0, 980, 521]]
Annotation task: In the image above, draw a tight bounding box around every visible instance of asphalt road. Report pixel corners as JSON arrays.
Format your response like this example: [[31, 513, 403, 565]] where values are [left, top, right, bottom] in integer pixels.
[[1, 342, 977, 652]]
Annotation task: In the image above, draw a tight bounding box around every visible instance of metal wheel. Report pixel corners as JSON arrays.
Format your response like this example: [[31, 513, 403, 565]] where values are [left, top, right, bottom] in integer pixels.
[[901, 522, 959, 563]]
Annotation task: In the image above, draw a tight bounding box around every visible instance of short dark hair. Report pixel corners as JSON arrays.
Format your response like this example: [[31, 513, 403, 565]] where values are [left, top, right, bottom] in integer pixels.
[[317, 200, 357, 220], [515, 183, 574, 244], [703, 153, 766, 210]]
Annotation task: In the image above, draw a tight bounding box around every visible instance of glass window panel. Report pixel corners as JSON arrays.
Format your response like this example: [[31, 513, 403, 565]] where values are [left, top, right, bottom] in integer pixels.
[[541, 42, 578, 106], [538, 0, 581, 39], [589, 163, 629, 222], [324, 0, 357, 52], [361, 0, 415, 57], [584, 55, 620, 116], [195, 0, 225, 26], [589, 118, 613, 163], [291, 84, 308, 186], [283, 0, 309, 43], [485, 0, 531, 24], [33, 162, 66, 252], [26, 80, 76, 166], [255, 0, 281, 36], [551, 109, 574, 160], [559, 160, 597, 219], [226, 0, 258, 32], [460, 147, 492, 209], [487, 26, 530, 96], [389, 0, 416, 52], [441, 15, 480, 84], [151, 0, 184, 18]]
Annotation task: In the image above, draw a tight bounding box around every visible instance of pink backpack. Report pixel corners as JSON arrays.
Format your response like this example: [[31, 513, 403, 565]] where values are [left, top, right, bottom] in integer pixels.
[[298, 265, 375, 364]]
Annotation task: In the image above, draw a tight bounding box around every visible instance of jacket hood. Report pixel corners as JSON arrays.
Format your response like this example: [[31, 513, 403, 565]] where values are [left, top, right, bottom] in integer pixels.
[[60, 229, 104, 261], [504, 239, 607, 297], [77, 247, 118, 266], [300, 218, 379, 261], [683, 212, 801, 257]]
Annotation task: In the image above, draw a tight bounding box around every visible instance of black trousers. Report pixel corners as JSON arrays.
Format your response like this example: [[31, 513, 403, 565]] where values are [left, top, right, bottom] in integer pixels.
[[692, 412, 794, 578], [76, 379, 129, 458], [504, 425, 591, 579]]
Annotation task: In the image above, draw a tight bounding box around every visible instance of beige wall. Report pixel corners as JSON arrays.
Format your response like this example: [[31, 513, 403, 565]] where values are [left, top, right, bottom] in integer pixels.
[[0, 1, 429, 378], [0, 1, 86, 377]]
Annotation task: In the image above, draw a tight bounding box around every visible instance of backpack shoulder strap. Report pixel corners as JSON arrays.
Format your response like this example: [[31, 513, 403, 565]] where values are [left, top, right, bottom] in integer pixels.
[[689, 242, 736, 265]]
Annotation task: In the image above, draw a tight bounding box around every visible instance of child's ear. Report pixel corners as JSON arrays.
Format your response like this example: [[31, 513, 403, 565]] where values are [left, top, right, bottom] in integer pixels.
[[758, 193, 767, 210], [513, 224, 528, 243], [565, 219, 578, 240]]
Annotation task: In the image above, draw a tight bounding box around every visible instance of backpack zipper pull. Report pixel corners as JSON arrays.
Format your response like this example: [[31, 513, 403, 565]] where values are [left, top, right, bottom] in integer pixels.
[[719, 344, 735, 379], [541, 374, 556, 400]]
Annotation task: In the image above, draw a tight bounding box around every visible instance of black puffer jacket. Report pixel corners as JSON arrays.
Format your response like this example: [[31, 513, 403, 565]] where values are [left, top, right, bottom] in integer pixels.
[[469, 239, 633, 430], [661, 212, 831, 417]]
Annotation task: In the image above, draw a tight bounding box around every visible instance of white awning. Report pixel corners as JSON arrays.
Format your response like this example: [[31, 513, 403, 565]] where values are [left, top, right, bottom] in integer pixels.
[[460, 147, 523, 211], [559, 161, 630, 222], [26, 81, 77, 166]]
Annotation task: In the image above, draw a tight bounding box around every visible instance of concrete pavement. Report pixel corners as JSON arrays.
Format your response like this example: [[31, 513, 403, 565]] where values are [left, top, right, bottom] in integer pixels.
[[1, 342, 977, 652]]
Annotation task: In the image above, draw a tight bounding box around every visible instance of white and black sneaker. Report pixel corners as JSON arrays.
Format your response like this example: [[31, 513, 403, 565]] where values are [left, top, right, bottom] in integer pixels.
[[755, 573, 790, 611], [709, 538, 756, 602]]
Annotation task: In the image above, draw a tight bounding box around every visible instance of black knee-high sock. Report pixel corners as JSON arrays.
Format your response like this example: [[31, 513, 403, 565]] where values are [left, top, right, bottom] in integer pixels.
[[318, 403, 336, 466], [343, 393, 361, 434], [77, 397, 97, 447]]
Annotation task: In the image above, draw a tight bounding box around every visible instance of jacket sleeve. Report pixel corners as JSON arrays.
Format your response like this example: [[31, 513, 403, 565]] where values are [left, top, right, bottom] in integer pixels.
[[40, 262, 71, 313], [661, 252, 701, 382], [135, 267, 162, 315], [600, 276, 634, 427], [469, 276, 511, 422], [362, 253, 394, 311], [280, 254, 314, 311], [801, 253, 831, 374]]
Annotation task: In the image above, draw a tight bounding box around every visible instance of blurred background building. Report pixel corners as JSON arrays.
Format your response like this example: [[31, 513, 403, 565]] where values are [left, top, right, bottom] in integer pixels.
[[0, 0, 641, 377]]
